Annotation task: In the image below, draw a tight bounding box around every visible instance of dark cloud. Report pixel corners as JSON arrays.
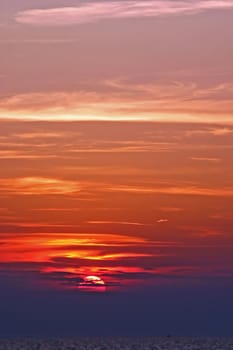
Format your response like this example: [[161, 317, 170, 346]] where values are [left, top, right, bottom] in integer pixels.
[[40, 271, 84, 286], [102, 270, 157, 280]]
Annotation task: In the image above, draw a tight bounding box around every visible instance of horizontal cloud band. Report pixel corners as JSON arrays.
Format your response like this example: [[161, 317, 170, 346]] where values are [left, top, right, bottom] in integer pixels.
[[16, 1, 233, 26], [1, 81, 233, 123]]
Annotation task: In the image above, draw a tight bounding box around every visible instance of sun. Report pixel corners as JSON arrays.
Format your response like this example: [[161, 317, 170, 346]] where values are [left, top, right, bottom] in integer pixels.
[[78, 275, 106, 293], [85, 275, 105, 284]]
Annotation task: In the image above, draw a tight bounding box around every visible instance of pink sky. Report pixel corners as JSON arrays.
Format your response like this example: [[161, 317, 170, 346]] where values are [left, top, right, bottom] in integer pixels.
[[0, 0, 233, 123]]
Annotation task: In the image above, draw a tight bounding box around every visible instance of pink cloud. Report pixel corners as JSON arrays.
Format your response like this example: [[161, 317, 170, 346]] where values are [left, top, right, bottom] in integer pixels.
[[15, 1, 233, 26], [0, 81, 233, 123]]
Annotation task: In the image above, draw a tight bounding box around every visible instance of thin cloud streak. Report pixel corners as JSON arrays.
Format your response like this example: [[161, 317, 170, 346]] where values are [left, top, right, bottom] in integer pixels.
[[87, 220, 149, 226], [0, 177, 81, 195], [191, 157, 221, 162], [107, 184, 233, 197], [16, 1, 233, 26], [1, 177, 233, 198]]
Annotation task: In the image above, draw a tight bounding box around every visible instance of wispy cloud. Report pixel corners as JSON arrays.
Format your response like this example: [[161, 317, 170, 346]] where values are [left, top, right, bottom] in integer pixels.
[[1, 229, 232, 288], [87, 220, 148, 226], [0, 150, 59, 160], [0, 80, 232, 122], [107, 184, 233, 197], [186, 126, 233, 137], [210, 127, 233, 136], [191, 157, 221, 162], [157, 219, 169, 223], [15, 1, 233, 26], [160, 207, 184, 212], [0, 177, 81, 195], [15, 132, 63, 139], [32, 208, 81, 212], [0, 232, 155, 269], [1, 175, 233, 199]]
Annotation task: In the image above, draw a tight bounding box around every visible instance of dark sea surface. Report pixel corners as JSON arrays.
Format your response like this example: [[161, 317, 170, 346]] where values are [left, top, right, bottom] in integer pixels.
[[0, 337, 233, 350]]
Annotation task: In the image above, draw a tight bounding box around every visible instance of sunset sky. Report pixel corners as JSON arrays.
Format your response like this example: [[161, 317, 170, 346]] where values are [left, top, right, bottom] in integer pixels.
[[0, 0, 233, 337]]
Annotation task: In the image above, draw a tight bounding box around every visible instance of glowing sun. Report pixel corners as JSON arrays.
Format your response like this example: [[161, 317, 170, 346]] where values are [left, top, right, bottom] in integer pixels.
[[78, 275, 106, 293]]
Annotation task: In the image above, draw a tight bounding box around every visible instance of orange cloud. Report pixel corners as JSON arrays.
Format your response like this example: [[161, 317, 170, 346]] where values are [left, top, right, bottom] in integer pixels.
[[157, 219, 169, 223], [191, 157, 221, 163], [0, 232, 153, 268], [0, 177, 80, 195], [87, 220, 148, 226], [107, 184, 233, 197]]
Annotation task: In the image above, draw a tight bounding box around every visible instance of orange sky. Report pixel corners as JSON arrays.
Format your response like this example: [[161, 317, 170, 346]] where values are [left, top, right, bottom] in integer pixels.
[[0, 0, 233, 292], [0, 121, 232, 290]]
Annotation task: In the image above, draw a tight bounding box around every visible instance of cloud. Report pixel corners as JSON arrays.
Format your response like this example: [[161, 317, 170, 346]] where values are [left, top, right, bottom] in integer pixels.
[[1, 229, 232, 289], [102, 270, 157, 280], [40, 271, 84, 286], [15, 132, 63, 139], [160, 207, 184, 212], [32, 207, 81, 212], [87, 220, 148, 226], [191, 157, 221, 162], [49, 255, 161, 269], [100, 267, 203, 281], [185, 126, 233, 137], [0, 150, 58, 160], [0, 81, 232, 123], [210, 127, 233, 136], [0, 232, 148, 260], [15, 1, 233, 26], [106, 184, 233, 197], [0, 177, 80, 195]]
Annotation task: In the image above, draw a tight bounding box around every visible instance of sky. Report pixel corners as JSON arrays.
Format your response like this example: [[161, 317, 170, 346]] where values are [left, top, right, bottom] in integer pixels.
[[0, 0, 233, 337]]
